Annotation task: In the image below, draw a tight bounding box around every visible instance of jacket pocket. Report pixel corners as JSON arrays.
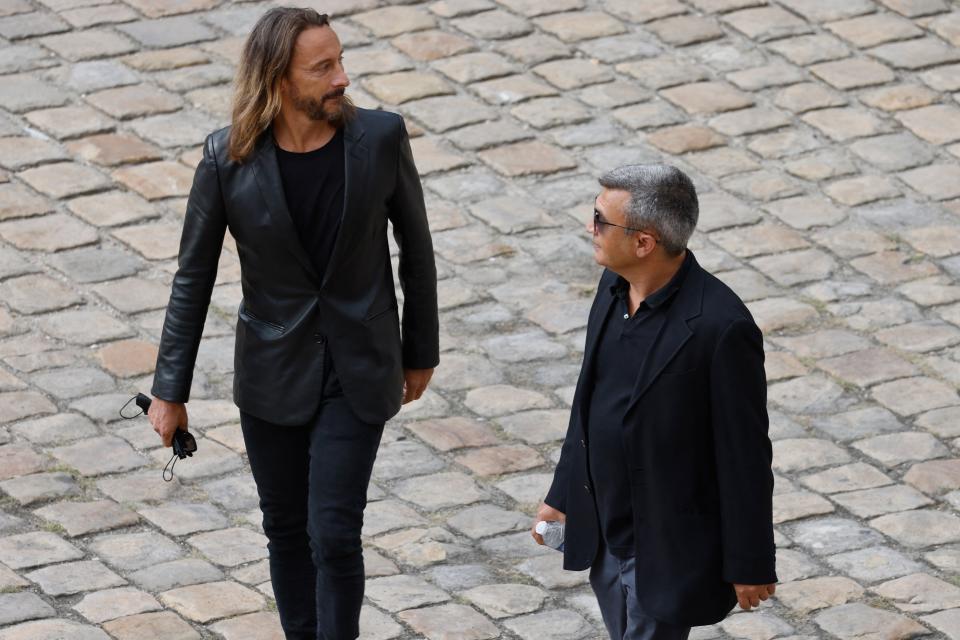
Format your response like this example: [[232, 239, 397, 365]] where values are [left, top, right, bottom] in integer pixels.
[[365, 303, 398, 323], [241, 307, 285, 333]]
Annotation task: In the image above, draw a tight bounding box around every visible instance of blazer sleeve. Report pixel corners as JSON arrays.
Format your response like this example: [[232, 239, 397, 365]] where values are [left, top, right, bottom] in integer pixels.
[[710, 318, 778, 585], [545, 415, 574, 512], [151, 134, 227, 402], [387, 117, 439, 370]]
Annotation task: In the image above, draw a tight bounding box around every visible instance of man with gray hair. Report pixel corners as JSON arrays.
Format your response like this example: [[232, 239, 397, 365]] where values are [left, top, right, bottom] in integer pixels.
[[533, 164, 776, 638]]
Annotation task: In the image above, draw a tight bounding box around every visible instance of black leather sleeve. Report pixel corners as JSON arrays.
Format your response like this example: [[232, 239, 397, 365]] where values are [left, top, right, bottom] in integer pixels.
[[151, 135, 227, 402], [387, 117, 439, 370], [710, 318, 777, 585]]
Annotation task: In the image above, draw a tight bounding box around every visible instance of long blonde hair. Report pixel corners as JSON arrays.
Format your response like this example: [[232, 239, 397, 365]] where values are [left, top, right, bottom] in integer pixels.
[[229, 7, 331, 162]]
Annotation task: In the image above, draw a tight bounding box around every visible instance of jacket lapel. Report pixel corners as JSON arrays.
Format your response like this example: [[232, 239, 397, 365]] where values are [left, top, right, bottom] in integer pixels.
[[322, 116, 368, 290], [626, 253, 705, 414], [250, 131, 321, 283], [575, 270, 618, 429]]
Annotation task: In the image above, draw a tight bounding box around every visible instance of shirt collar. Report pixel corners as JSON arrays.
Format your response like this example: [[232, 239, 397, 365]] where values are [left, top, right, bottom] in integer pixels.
[[609, 250, 693, 309]]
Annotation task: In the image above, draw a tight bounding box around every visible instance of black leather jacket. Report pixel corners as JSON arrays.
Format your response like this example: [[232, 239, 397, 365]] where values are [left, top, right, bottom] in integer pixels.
[[152, 108, 439, 425]]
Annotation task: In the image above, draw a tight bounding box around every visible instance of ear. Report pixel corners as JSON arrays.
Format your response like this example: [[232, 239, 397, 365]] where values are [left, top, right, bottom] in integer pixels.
[[633, 233, 657, 259]]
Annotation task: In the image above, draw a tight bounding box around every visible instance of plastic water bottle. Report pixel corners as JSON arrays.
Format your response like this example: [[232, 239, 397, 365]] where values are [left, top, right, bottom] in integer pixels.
[[535, 520, 565, 552]]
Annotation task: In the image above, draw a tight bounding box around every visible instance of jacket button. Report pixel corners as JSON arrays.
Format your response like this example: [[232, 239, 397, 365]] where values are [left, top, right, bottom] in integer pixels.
[[580, 439, 586, 448], [584, 483, 591, 494]]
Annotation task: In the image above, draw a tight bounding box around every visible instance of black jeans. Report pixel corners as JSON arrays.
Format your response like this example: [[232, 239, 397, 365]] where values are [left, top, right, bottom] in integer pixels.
[[239, 365, 384, 640]]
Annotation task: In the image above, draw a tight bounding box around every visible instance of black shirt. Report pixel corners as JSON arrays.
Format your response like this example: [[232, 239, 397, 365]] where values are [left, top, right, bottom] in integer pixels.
[[275, 129, 345, 282], [587, 252, 693, 559]]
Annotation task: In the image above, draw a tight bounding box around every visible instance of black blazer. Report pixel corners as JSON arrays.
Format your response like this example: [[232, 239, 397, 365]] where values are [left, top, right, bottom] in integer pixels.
[[545, 253, 776, 627], [152, 108, 439, 426]]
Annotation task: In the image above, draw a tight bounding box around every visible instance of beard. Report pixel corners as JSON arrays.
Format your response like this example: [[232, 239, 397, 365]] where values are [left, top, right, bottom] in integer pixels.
[[289, 84, 356, 127]]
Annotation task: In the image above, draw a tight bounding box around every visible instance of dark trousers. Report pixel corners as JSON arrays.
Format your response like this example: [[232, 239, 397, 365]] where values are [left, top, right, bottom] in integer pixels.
[[239, 365, 384, 640], [590, 544, 692, 640]]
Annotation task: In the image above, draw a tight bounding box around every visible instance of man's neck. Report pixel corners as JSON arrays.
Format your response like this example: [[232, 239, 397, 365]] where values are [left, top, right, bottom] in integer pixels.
[[273, 109, 337, 152], [622, 250, 687, 312]]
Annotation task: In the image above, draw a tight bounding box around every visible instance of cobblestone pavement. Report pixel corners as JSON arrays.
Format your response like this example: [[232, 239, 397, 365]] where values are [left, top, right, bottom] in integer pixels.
[[0, 0, 959, 638]]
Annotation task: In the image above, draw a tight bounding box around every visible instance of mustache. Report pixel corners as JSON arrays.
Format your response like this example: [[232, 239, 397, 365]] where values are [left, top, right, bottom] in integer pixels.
[[323, 89, 346, 100]]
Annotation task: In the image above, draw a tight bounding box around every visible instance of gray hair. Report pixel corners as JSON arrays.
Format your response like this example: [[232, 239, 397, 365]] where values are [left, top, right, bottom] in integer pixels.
[[598, 164, 699, 256]]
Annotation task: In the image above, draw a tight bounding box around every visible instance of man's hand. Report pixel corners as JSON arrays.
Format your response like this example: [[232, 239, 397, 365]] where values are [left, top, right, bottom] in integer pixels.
[[733, 583, 776, 611], [402, 368, 434, 404], [531, 502, 566, 545], [147, 397, 189, 448]]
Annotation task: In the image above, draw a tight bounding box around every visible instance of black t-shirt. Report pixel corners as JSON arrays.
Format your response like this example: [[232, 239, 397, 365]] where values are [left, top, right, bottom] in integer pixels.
[[275, 128, 345, 282], [587, 252, 692, 559]]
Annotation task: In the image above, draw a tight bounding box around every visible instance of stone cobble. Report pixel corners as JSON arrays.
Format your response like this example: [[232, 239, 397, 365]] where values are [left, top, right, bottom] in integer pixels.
[[0, 0, 959, 638]]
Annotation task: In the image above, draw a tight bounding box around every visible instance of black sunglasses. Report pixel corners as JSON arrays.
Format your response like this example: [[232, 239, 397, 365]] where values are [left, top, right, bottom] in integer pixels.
[[593, 210, 645, 235]]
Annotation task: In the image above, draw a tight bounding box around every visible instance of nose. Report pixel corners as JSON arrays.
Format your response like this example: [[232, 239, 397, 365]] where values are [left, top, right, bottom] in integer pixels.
[[334, 64, 350, 89], [587, 218, 596, 236]]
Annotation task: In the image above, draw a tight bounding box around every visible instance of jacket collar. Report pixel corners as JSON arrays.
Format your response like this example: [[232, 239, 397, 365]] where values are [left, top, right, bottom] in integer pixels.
[[578, 251, 705, 423]]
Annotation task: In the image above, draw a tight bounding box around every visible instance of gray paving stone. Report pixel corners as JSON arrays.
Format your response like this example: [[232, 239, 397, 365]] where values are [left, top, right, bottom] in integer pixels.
[[373, 439, 446, 481], [822, 605, 928, 640], [872, 509, 960, 548], [0, 74, 69, 113], [774, 576, 864, 615], [117, 16, 215, 48], [0, 531, 83, 569], [88, 531, 184, 571], [187, 527, 267, 567], [721, 613, 795, 640], [853, 431, 949, 468], [827, 13, 923, 48], [364, 500, 428, 537], [158, 580, 264, 624], [0, 591, 56, 626], [773, 490, 835, 523], [365, 575, 450, 612], [138, 502, 228, 536], [26, 560, 126, 596], [0, 619, 111, 640], [0, 471, 80, 506], [50, 435, 147, 476], [460, 583, 546, 619], [871, 377, 958, 416], [398, 603, 499, 640], [33, 500, 138, 537], [827, 545, 925, 583], [773, 439, 851, 473], [833, 484, 934, 518], [801, 463, 893, 494], [72, 586, 160, 624], [923, 609, 960, 640], [446, 504, 530, 540], [722, 6, 812, 42], [200, 475, 258, 511], [776, 548, 824, 583], [504, 608, 595, 639], [128, 558, 224, 592], [790, 517, 886, 555], [878, 320, 960, 352], [393, 472, 487, 510], [768, 375, 849, 414]]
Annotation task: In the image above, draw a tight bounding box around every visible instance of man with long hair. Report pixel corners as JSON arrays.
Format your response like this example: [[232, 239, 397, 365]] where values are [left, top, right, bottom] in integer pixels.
[[146, 7, 438, 639]]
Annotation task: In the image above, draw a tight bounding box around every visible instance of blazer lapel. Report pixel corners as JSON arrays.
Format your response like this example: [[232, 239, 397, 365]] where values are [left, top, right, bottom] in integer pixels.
[[250, 131, 321, 283], [575, 270, 618, 429], [626, 254, 706, 414], [322, 116, 368, 290]]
